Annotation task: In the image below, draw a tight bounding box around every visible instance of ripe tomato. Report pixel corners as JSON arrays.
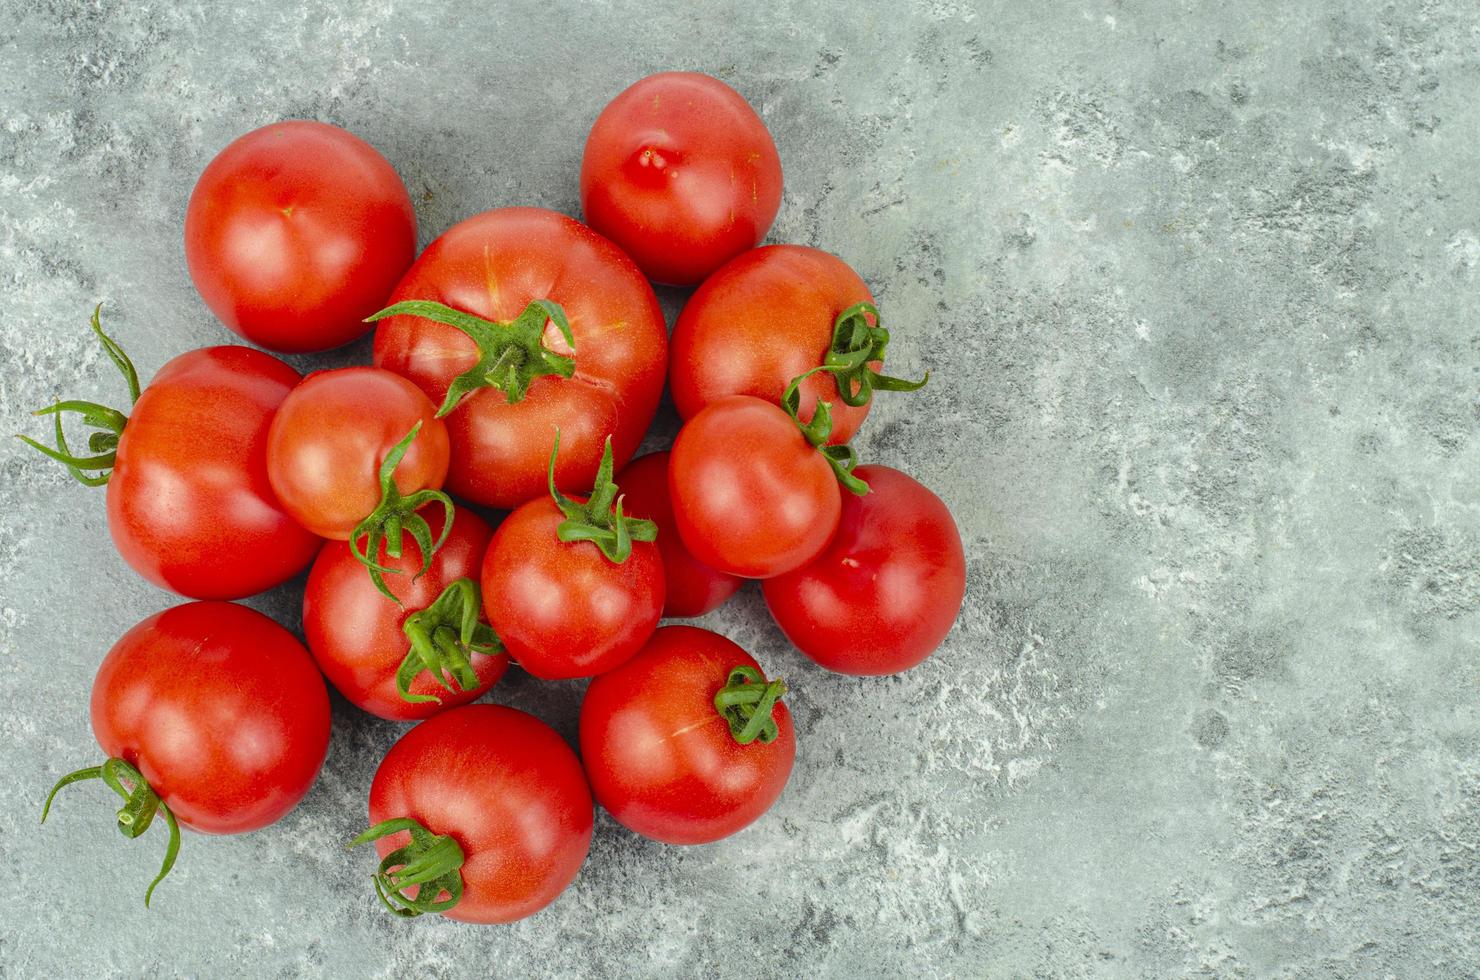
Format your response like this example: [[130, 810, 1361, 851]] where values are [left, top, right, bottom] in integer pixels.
[[481, 438, 663, 679], [371, 207, 666, 510], [303, 505, 508, 721], [184, 120, 416, 353], [580, 626, 795, 845], [615, 451, 741, 617], [353, 705, 593, 924], [18, 309, 320, 599], [671, 245, 924, 444], [669, 393, 865, 579], [580, 72, 783, 286], [42, 602, 331, 905], [266, 366, 452, 595], [764, 466, 966, 675]]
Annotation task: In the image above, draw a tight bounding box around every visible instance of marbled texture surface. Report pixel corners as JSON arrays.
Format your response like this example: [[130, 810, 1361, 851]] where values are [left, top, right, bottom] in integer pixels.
[[2, 1, 1477, 976]]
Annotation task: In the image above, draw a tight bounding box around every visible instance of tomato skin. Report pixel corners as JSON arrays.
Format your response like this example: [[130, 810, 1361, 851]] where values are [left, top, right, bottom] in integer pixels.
[[184, 120, 416, 353], [373, 207, 667, 509], [669, 396, 841, 579], [107, 346, 320, 599], [615, 452, 742, 617], [368, 705, 593, 924], [90, 602, 331, 834], [670, 245, 877, 444], [580, 72, 783, 286], [764, 466, 966, 675], [580, 626, 795, 845], [481, 497, 664, 680], [266, 367, 449, 540], [303, 506, 506, 721]]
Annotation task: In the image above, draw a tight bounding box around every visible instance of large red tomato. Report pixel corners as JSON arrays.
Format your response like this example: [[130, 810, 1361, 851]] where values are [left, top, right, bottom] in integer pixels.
[[481, 439, 663, 679], [669, 394, 863, 579], [267, 367, 452, 597], [303, 505, 508, 721], [354, 705, 593, 924], [764, 466, 966, 675], [615, 451, 741, 617], [580, 71, 783, 286], [671, 245, 923, 444], [42, 602, 331, 905], [18, 309, 319, 599], [580, 626, 795, 845], [184, 120, 416, 353], [371, 207, 667, 509]]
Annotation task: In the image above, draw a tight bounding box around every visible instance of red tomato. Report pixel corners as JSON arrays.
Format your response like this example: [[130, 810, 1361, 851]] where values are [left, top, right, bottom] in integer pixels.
[[266, 367, 450, 540], [18, 310, 319, 599], [42, 602, 331, 904], [184, 120, 416, 353], [669, 395, 844, 579], [580, 626, 795, 844], [481, 441, 664, 679], [372, 207, 667, 509], [671, 245, 923, 444], [303, 505, 508, 721], [580, 72, 783, 286], [765, 466, 966, 675], [356, 705, 593, 924], [616, 451, 741, 617]]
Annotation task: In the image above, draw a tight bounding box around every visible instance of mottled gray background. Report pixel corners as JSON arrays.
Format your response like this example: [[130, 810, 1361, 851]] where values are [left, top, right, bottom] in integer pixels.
[[2, 0, 1477, 977]]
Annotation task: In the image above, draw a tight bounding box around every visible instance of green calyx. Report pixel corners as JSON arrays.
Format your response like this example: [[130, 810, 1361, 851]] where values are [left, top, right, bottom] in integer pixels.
[[781, 368, 871, 496], [713, 665, 788, 745], [823, 302, 928, 407], [350, 422, 456, 603], [348, 817, 465, 918], [366, 299, 576, 415], [546, 431, 657, 564], [397, 577, 503, 705], [41, 757, 181, 907], [16, 305, 141, 486]]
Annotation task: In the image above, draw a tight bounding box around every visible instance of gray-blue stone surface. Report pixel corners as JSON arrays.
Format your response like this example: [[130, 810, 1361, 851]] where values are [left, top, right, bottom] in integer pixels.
[[3, 1, 1477, 977]]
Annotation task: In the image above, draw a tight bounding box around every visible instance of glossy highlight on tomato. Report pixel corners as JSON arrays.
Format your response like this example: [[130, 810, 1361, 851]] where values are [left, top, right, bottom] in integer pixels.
[[765, 465, 966, 675], [360, 705, 593, 924], [185, 120, 416, 353], [373, 207, 667, 509], [580, 72, 783, 285], [580, 626, 795, 845]]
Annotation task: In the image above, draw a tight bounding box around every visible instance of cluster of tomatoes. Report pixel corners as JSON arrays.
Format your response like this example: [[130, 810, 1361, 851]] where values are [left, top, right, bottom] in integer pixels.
[[28, 72, 967, 924]]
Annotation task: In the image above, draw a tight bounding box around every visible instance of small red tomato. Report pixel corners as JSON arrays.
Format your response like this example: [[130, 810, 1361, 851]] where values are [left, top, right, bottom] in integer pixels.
[[42, 602, 331, 905], [353, 705, 593, 924], [185, 120, 416, 353], [764, 466, 966, 675], [267, 367, 452, 596], [371, 207, 667, 510], [303, 505, 508, 721], [580, 72, 783, 286], [670, 394, 859, 579], [615, 451, 741, 617], [18, 309, 320, 599], [671, 245, 923, 444], [580, 626, 795, 845], [482, 438, 664, 679]]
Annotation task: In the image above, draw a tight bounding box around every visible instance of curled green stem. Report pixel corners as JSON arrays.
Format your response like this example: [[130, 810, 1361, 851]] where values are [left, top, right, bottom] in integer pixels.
[[823, 301, 928, 407], [713, 665, 788, 745], [782, 368, 871, 496], [41, 757, 181, 907], [397, 577, 504, 705], [16, 305, 140, 486], [348, 817, 465, 918], [350, 422, 456, 602], [366, 299, 576, 415], [546, 430, 657, 564]]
